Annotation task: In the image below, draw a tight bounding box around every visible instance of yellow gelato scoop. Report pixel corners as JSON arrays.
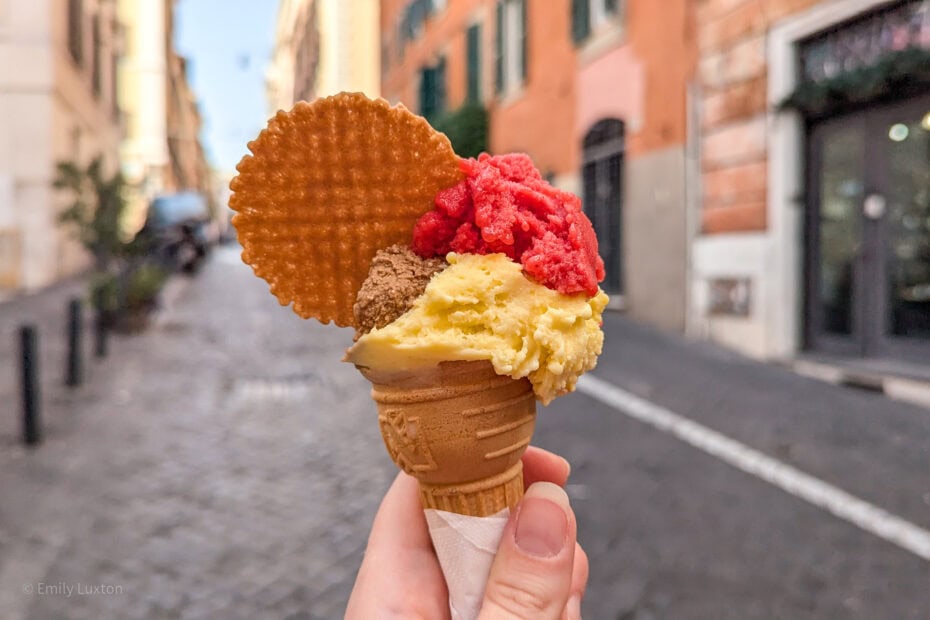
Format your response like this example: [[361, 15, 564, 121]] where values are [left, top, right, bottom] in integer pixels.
[[346, 253, 608, 405]]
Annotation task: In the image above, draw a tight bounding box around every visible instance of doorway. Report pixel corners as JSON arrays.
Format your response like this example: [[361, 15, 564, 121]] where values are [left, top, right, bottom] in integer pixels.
[[582, 118, 624, 295], [806, 93, 930, 360]]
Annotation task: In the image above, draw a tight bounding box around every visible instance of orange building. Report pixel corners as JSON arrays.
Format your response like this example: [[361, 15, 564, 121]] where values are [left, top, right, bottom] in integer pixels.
[[380, 0, 697, 331], [692, 0, 930, 376], [382, 0, 574, 177]]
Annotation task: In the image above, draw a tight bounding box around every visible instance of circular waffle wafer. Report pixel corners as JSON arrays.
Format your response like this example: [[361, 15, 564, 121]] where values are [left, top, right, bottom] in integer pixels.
[[230, 92, 463, 327]]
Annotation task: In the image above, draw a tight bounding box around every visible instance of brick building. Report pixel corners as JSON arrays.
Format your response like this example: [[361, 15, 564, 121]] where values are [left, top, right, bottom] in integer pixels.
[[380, 0, 697, 331], [378, 0, 929, 373], [691, 0, 930, 373]]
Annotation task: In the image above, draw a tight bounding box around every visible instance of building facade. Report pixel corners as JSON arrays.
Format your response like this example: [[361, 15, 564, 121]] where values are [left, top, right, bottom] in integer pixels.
[[267, 0, 380, 115], [120, 0, 213, 225], [164, 39, 212, 203], [0, 0, 212, 297], [118, 0, 169, 231], [574, 0, 697, 330], [0, 0, 122, 294], [691, 0, 930, 371], [379, 0, 697, 330], [267, 0, 316, 112]]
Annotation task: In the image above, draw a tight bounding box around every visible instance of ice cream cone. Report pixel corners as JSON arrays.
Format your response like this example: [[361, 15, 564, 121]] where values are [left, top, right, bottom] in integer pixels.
[[358, 360, 537, 517]]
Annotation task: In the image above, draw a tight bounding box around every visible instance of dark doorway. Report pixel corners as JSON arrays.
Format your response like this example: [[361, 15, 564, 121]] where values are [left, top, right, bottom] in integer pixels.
[[806, 93, 930, 361], [582, 119, 624, 295]]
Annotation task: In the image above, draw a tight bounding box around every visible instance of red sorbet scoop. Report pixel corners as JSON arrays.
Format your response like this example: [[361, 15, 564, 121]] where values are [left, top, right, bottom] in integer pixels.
[[411, 153, 605, 297]]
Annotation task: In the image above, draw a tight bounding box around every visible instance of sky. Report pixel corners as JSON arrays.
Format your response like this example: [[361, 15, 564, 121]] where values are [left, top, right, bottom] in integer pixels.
[[174, 0, 279, 174]]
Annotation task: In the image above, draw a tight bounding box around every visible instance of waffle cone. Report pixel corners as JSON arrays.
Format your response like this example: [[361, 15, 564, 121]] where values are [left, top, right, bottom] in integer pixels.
[[359, 360, 537, 517], [229, 92, 463, 327]]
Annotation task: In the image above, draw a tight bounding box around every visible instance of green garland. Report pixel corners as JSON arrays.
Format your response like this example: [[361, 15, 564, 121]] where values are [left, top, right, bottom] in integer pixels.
[[433, 103, 489, 158], [779, 47, 930, 118]]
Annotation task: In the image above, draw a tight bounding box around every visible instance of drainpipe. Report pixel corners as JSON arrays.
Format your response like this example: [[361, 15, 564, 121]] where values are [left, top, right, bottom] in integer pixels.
[[684, 79, 702, 339]]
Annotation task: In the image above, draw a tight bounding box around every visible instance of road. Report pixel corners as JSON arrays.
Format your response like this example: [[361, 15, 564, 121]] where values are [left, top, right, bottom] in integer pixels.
[[0, 245, 928, 619]]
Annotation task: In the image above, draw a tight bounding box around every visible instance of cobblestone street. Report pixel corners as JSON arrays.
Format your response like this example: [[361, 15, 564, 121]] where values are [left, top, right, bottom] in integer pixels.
[[2, 246, 929, 619], [1, 248, 393, 619]]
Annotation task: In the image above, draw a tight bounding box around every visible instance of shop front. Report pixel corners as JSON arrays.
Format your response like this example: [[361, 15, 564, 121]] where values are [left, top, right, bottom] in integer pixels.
[[791, 0, 930, 366], [693, 0, 929, 375]]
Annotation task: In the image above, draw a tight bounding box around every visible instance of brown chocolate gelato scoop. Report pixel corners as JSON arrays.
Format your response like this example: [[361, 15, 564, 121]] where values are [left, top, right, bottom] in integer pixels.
[[353, 244, 447, 336]]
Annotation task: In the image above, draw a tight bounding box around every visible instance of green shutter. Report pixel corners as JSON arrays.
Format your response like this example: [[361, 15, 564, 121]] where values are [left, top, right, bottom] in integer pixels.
[[571, 0, 590, 44], [419, 66, 434, 119], [419, 58, 447, 121], [495, 1, 504, 94], [436, 56, 447, 115], [519, 0, 527, 82], [467, 24, 481, 103]]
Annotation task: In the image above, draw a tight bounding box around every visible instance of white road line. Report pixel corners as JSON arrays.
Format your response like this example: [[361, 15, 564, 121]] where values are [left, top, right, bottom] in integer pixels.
[[576, 374, 930, 563]]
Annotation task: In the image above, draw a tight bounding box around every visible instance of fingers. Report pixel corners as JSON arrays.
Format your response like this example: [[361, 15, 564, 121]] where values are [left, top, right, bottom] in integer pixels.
[[478, 482, 577, 619], [522, 445, 571, 489], [346, 472, 449, 619], [365, 472, 433, 553], [562, 543, 589, 620]]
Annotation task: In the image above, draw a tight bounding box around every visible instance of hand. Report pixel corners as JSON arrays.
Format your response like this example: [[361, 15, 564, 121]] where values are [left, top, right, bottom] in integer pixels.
[[346, 446, 589, 619]]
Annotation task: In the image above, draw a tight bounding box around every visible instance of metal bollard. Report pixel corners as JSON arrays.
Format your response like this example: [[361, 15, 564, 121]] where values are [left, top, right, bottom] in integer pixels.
[[66, 298, 83, 386], [94, 311, 108, 358], [21, 325, 41, 446]]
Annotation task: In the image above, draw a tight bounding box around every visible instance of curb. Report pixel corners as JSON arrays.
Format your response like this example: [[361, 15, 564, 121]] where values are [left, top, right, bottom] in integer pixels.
[[791, 359, 930, 411]]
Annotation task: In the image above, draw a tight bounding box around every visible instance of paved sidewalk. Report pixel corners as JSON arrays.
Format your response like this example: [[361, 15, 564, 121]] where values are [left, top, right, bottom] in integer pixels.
[[0, 276, 90, 446]]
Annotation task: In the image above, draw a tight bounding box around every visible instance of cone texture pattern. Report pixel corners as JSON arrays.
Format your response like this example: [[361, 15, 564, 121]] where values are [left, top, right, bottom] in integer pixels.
[[360, 360, 537, 517]]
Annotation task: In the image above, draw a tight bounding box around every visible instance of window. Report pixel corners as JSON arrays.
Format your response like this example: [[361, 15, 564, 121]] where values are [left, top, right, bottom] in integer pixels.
[[68, 0, 83, 66], [402, 0, 431, 42], [91, 12, 101, 95], [592, 0, 619, 29], [572, 0, 621, 44], [419, 56, 447, 120], [111, 48, 120, 116], [495, 0, 526, 96], [466, 23, 481, 103]]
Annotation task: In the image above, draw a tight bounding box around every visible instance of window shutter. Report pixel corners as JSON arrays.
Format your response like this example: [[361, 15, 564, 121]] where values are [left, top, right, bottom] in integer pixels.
[[419, 67, 434, 119], [436, 56, 447, 115], [92, 14, 101, 95], [68, 0, 84, 65], [466, 24, 481, 103], [519, 0, 527, 82], [419, 59, 446, 121], [495, 2, 504, 94], [571, 0, 590, 44]]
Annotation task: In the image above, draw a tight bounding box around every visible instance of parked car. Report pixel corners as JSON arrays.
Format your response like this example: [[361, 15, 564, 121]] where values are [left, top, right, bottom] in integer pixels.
[[140, 192, 214, 274]]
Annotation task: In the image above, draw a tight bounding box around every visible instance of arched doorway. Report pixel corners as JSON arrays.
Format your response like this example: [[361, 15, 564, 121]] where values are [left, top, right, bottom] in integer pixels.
[[582, 118, 624, 295]]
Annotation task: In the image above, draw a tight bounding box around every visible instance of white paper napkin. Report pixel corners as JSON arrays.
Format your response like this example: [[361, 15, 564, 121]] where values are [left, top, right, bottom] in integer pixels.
[[424, 508, 511, 620]]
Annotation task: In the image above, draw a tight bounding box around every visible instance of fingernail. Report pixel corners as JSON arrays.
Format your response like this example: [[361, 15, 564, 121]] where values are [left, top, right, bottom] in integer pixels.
[[515, 482, 569, 557]]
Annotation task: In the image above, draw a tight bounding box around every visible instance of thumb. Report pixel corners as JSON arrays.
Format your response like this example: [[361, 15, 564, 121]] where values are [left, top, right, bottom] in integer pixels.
[[479, 482, 576, 619]]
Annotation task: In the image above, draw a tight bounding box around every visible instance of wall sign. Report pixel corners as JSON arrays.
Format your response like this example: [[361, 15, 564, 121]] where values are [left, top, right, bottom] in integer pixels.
[[800, 0, 930, 84], [708, 278, 752, 317]]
